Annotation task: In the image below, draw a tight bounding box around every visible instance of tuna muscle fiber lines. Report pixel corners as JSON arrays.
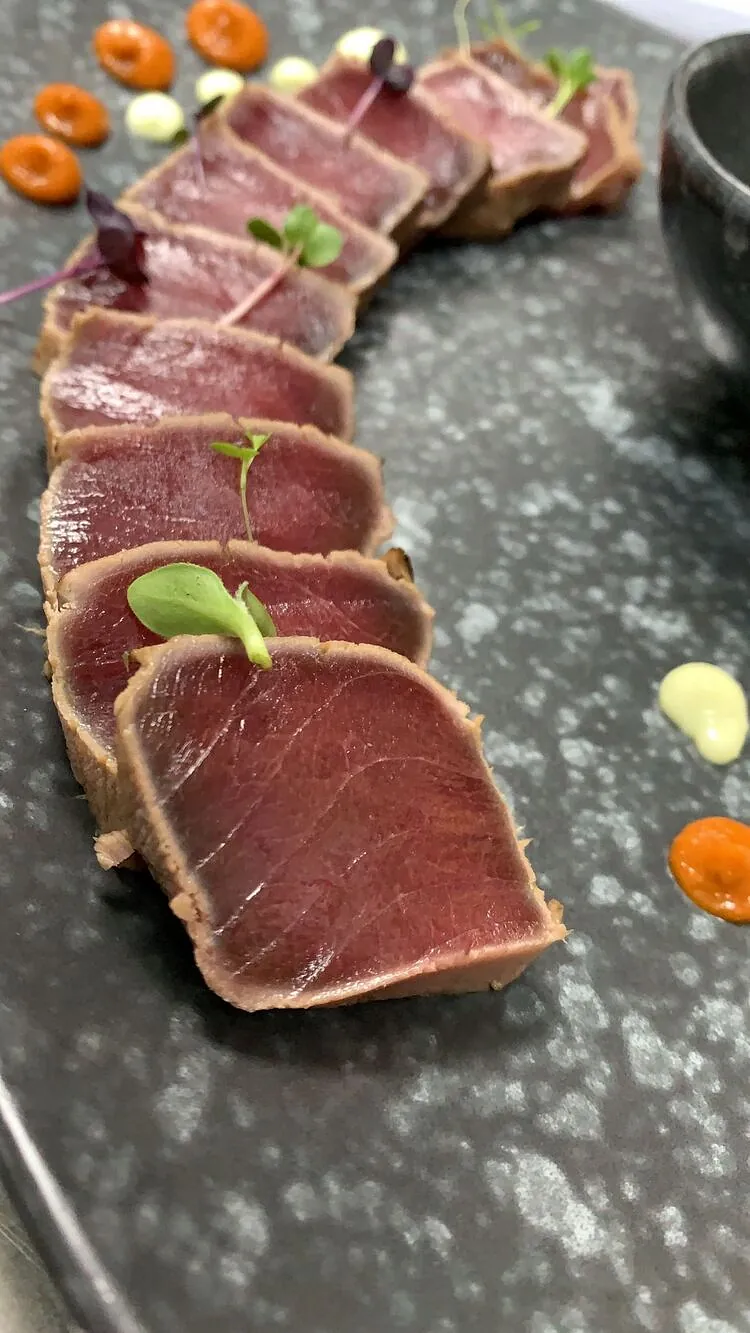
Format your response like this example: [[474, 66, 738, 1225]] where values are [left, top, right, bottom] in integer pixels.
[[115, 638, 566, 1011]]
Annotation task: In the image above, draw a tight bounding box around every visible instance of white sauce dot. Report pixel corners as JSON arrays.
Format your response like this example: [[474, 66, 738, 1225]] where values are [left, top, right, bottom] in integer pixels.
[[195, 67, 245, 106], [335, 27, 408, 65], [268, 56, 318, 95], [125, 92, 185, 144]]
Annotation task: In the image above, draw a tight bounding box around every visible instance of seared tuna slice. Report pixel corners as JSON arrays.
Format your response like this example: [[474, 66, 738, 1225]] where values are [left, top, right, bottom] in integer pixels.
[[596, 65, 640, 138], [300, 56, 490, 232], [417, 55, 586, 239], [116, 637, 565, 1011], [223, 85, 428, 242], [47, 543, 432, 831], [40, 311, 354, 442], [36, 205, 356, 370], [468, 40, 642, 213], [40, 414, 389, 592], [122, 125, 397, 298]]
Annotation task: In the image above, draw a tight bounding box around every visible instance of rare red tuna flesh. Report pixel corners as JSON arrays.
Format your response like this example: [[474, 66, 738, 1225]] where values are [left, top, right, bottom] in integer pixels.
[[300, 56, 490, 231], [417, 55, 586, 239], [223, 85, 428, 240], [47, 543, 432, 831], [122, 125, 397, 298], [40, 414, 389, 592], [116, 637, 565, 1010], [40, 311, 354, 443], [36, 205, 355, 370], [468, 40, 642, 212]]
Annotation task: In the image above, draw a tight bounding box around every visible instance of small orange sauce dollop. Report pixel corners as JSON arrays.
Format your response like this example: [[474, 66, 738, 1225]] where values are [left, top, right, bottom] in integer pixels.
[[186, 0, 269, 72], [0, 134, 82, 205], [93, 19, 175, 91], [34, 84, 110, 147], [669, 816, 750, 924]]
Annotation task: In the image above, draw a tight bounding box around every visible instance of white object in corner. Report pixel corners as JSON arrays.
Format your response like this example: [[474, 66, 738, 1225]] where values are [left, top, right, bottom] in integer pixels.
[[604, 0, 750, 41]]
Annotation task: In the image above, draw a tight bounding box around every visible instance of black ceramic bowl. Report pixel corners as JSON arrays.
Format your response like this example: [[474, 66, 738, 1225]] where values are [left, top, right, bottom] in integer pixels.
[[660, 32, 750, 374]]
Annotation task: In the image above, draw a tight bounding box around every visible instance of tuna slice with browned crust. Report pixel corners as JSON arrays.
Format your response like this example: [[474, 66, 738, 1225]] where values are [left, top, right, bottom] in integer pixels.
[[417, 55, 587, 240], [300, 55, 491, 232], [122, 123, 397, 298], [39, 311, 354, 444], [35, 205, 356, 372], [40, 414, 390, 595], [468, 40, 642, 213], [48, 543, 433, 832], [115, 637, 566, 1011], [223, 85, 428, 243]]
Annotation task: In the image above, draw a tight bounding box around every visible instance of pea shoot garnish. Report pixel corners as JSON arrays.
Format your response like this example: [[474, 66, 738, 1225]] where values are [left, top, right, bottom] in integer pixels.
[[544, 48, 596, 117], [211, 428, 270, 543], [127, 563, 275, 669]]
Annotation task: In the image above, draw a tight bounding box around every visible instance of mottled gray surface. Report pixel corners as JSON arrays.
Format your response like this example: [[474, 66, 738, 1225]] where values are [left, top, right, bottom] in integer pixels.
[[0, 1, 749, 1331]]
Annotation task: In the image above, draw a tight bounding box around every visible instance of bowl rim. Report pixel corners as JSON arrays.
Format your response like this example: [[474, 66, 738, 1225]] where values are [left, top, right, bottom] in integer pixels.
[[670, 30, 750, 209]]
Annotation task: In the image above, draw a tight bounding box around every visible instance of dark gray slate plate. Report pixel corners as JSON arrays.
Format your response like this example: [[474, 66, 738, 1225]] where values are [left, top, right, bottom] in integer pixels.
[[1, 2, 749, 1331]]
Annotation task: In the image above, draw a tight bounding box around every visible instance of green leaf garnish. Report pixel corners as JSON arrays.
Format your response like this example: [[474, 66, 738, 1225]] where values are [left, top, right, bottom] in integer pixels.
[[234, 582, 277, 637], [211, 430, 269, 543], [246, 205, 343, 270], [247, 217, 284, 249], [544, 46, 596, 117], [282, 204, 319, 247], [477, 2, 540, 47], [298, 223, 344, 269], [127, 563, 272, 668]]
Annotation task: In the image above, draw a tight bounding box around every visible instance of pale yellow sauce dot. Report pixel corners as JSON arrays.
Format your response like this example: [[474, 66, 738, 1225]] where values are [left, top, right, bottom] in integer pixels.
[[268, 56, 318, 94], [125, 92, 185, 143], [335, 27, 409, 66], [195, 67, 245, 106], [658, 662, 748, 765]]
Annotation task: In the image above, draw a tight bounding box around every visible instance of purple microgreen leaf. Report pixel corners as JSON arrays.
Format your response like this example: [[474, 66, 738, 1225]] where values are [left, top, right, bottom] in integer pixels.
[[0, 192, 148, 308], [189, 101, 223, 192], [85, 190, 148, 285], [344, 33, 412, 142], [369, 36, 396, 77], [384, 63, 414, 93], [195, 94, 224, 123]]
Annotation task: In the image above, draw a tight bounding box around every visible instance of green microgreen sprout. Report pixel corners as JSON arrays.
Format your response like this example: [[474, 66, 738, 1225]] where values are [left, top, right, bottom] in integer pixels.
[[220, 205, 343, 327], [127, 563, 275, 669], [544, 47, 596, 117], [211, 428, 270, 543], [454, 0, 474, 55], [476, 2, 540, 48]]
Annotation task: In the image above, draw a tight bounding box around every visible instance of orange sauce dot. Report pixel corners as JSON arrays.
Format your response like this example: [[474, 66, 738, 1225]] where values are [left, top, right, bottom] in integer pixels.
[[669, 816, 750, 924], [0, 134, 82, 205], [33, 83, 110, 148], [93, 19, 175, 91], [186, 0, 269, 72]]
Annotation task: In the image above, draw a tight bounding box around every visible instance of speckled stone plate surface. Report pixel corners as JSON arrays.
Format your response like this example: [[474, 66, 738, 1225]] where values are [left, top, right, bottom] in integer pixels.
[[1, 3, 749, 1332]]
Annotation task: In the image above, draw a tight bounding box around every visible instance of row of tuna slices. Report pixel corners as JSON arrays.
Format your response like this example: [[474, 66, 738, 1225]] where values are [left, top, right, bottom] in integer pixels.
[[35, 86, 430, 370], [299, 47, 641, 239], [37, 61, 566, 1009]]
